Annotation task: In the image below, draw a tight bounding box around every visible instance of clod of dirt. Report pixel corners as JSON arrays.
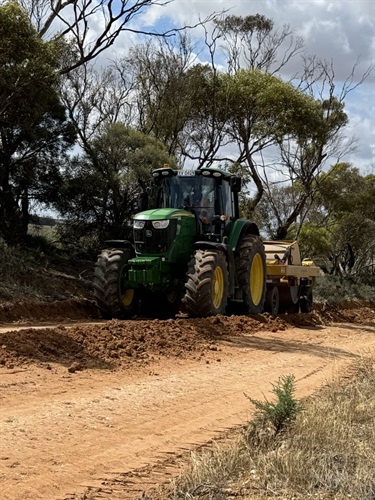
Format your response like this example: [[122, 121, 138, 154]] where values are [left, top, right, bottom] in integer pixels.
[[68, 361, 83, 373]]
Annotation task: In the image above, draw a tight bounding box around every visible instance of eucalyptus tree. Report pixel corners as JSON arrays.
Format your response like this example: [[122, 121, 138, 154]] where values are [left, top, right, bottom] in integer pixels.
[[213, 14, 304, 75], [267, 58, 371, 239], [211, 14, 370, 240], [61, 61, 136, 155], [54, 123, 176, 250], [296, 164, 375, 276], [218, 69, 323, 210], [0, 2, 74, 243]]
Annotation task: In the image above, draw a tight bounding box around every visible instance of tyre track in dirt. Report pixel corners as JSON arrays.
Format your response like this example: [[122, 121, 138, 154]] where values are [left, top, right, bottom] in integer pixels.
[[0, 304, 374, 499]]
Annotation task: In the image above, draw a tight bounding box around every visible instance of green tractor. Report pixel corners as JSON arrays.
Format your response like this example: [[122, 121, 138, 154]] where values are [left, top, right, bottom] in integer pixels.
[[93, 165, 267, 318]]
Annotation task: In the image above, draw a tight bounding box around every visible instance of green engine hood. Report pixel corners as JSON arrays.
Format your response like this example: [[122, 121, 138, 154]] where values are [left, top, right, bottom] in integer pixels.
[[134, 208, 195, 220]]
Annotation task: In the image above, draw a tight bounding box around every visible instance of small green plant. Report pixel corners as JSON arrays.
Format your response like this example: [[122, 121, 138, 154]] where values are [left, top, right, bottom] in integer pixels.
[[246, 374, 303, 434]]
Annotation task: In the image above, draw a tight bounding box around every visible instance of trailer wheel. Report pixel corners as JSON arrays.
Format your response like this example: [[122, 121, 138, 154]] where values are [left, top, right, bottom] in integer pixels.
[[278, 286, 299, 314], [236, 235, 266, 314], [287, 301, 300, 314], [265, 286, 279, 315], [184, 249, 228, 317], [93, 248, 138, 319], [300, 287, 313, 313]]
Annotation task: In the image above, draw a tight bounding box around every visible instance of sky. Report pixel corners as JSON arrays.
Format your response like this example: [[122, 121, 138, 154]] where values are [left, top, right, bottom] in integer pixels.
[[124, 0, 375, 174]]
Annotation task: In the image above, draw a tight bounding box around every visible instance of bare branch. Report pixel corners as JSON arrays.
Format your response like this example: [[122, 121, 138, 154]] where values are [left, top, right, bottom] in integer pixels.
[[28, 0, 220, 75]]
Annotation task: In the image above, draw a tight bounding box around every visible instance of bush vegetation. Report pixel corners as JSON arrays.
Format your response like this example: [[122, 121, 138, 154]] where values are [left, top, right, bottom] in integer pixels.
[[0, 236, 92, 301], [314, 274, 375, 304]]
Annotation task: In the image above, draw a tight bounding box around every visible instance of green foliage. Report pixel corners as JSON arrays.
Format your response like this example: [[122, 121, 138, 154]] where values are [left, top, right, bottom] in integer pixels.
[[0, 2, 73, 244], [250, 360, 375, 499], [254, 183, 306, 239], [256, 163, 375, 279], [298, 163, 375, 276], [246, 375, 304, 434], [214, 13, 274, 34], [55, 123, 177, 247], [219, 69, 322, 141], [295, 223, 331, 257], [125, 36, 215, 159], [0, 3, 58, 121], [314, 275, 375, 303]]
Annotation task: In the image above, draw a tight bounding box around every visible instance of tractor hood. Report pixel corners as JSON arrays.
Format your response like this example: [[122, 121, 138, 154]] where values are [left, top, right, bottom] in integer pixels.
[[134, 208, 195, 221]]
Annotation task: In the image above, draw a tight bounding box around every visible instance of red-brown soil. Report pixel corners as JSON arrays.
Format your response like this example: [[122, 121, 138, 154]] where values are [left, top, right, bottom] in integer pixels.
[[0, 300, 374, 499]]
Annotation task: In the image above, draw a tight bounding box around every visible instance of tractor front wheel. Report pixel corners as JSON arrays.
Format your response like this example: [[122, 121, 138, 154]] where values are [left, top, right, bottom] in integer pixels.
[[184, 249, 229, 317], [93, 248, 138, 319]]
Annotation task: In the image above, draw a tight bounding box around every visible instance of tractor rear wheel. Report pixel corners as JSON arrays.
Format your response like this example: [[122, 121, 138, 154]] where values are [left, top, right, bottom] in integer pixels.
[[184, 249, 229, 317], [236, 235, 266, 314], [93, 248, 138, 319]]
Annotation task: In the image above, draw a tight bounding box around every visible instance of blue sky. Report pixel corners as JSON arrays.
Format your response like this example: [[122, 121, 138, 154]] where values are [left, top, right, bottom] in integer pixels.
[[121, 0, 375, 173]]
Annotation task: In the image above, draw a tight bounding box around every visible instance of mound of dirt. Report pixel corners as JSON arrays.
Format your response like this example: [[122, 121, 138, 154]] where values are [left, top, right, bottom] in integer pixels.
[[1, 302, 374, 372], [0, 314, 285, 371]]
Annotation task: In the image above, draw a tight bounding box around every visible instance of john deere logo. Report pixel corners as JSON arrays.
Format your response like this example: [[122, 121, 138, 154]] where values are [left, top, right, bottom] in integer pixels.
[[145, 230, 153, 237]]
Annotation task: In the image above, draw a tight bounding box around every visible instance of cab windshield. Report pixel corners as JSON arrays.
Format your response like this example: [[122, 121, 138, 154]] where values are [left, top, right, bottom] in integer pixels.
[[157, 175, 216, 214]]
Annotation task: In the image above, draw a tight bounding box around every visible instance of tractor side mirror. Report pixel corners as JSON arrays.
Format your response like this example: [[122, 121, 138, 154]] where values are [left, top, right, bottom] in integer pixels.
[[137, 192, 148, 212], [230, 176, 241, 193]]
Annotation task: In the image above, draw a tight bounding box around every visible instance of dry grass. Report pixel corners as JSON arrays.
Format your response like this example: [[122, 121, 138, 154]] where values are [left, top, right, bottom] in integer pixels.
[[151, 357, 375, 499], [251, 357, 375, 499]]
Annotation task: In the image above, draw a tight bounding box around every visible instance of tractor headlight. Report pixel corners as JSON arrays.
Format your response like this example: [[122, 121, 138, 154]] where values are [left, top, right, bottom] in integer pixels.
[[152, 220, 170, 229], [133, 220, 145, 230]]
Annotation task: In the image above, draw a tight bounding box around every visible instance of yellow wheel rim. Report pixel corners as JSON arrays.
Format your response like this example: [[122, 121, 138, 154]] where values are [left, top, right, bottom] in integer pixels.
[[212, 266, 224, 309], [250, 254, 264, 306], [121, 289, 134, 307]]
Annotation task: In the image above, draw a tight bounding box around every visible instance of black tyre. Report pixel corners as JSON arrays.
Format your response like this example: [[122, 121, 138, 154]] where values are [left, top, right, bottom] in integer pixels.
[[287, 301, 300, 314], [93, 248, 138, 319], [236, 235, 267, 314], [184, 249, 229, 317], [279, 286, 299, 314], [140, 290, 181, 319], [265, 286, 280, 315], [300, 287, 313, 313]]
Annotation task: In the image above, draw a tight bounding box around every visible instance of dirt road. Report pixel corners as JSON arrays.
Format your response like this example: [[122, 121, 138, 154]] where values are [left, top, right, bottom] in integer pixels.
[[0, 304, 375, 499]]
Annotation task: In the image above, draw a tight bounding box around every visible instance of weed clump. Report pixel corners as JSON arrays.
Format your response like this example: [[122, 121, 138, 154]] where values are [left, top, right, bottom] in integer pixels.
[[245, 374, 303, 436]]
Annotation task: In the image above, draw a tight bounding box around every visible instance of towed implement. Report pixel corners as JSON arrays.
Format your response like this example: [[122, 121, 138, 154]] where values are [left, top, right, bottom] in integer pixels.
[[264, 240, 320, 315]]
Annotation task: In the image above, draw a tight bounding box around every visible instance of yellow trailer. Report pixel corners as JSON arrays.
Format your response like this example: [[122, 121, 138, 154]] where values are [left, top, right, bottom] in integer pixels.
[[263, 240, 321, 315]]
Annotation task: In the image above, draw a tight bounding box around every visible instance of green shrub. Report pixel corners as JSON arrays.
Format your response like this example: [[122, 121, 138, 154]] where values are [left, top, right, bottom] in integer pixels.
[[245, 374, 303, 435]]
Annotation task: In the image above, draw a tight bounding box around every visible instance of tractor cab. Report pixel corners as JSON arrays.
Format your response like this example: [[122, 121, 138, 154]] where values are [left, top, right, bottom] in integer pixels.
[[151, 165, 241, 242]]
